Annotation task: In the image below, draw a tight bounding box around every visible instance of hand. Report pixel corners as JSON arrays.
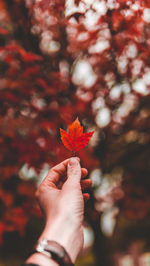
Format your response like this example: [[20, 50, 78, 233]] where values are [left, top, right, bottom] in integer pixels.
[[35, 157, 92, 263]]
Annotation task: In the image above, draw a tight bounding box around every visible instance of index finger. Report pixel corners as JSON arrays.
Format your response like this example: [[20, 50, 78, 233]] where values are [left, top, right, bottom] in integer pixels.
[[44, 157, 80, 186]]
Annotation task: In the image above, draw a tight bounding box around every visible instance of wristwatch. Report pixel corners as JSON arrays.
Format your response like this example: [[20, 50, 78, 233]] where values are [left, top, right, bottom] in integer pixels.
[[34, 239, 74, 266]]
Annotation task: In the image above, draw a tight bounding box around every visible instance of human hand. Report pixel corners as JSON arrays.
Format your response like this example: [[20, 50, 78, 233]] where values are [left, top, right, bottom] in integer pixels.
[[36, 157, 92, 263]]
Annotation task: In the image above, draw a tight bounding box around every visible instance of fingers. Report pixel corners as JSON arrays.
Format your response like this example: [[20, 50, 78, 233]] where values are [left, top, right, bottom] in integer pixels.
[[52, 157, 80, 178], [44, 157, 80, 186], [81, 179, 92, 190], [43, 157, 88, 190], [81, 179, 92, 203], [67, 158, 81, 184], [83, 193, 90, 203], [53, 167, 88, 190], [81, 168, 88, 179]]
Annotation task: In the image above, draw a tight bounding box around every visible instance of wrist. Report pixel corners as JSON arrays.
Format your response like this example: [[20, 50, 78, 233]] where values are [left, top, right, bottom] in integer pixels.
[[39, 218, 83, 263]]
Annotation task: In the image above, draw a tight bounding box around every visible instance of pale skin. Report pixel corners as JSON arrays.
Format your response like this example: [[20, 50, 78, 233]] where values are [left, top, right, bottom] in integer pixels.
[[26, 157, 92, 266]]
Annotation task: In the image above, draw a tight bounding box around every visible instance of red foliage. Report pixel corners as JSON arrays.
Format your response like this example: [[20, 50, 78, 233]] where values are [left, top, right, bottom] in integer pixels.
[[60, 117, 94, 153], [1, 0, 150, 251]]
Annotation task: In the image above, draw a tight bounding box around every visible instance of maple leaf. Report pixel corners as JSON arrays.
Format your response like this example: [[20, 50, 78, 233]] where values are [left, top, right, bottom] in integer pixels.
[[60, 117, 94, 153]]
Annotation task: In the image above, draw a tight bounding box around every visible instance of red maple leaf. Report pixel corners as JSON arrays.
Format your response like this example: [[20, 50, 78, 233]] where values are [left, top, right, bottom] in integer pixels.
[[60, 117, 94, 153]]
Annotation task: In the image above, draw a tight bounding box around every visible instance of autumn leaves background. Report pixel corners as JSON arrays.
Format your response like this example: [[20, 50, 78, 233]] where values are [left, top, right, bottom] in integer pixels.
[[1, 0, 150, 265]]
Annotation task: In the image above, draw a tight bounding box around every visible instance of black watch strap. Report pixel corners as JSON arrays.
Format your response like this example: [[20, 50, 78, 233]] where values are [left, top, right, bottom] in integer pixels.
[[32, 239, 74, 266]]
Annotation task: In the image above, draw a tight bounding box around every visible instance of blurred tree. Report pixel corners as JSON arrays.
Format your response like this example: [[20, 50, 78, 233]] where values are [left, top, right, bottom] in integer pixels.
[[1, 0, 150, 265]]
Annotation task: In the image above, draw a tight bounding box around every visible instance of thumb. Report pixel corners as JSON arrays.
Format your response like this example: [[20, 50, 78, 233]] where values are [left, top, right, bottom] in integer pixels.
[[67, 157, 81, 185]]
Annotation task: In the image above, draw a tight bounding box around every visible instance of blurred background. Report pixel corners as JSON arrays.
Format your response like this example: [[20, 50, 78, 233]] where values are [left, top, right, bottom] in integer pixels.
[[0, 0, 150, 265]]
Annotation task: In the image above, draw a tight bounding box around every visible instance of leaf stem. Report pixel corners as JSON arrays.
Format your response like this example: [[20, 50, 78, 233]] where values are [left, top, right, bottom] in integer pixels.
[[72, 151, 77, 157]]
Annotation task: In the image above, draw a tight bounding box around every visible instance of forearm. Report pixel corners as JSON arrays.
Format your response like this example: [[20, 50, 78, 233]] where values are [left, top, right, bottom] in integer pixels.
[[38, 217, 82, 263]]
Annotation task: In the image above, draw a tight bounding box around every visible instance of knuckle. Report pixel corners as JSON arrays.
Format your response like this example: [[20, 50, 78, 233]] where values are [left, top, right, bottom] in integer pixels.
[[35, 184, 45, 199]]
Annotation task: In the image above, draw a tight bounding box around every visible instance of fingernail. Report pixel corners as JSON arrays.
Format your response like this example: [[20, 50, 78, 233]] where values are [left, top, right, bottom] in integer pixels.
[[68, 157, 79, 167]]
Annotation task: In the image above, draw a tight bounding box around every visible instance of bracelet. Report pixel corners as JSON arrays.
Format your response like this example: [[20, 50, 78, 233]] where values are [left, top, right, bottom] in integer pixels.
[[31, 239, 74, 266]]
